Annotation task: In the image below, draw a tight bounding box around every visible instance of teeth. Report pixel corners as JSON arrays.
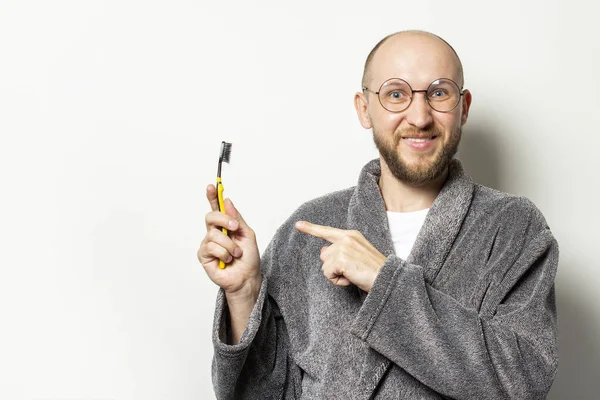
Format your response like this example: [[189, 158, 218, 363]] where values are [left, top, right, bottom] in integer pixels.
[[405, 138, 430, 142]]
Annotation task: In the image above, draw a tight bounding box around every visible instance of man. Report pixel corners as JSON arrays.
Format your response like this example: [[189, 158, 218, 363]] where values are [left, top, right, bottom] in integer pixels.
[[198, 30, 558, 399]]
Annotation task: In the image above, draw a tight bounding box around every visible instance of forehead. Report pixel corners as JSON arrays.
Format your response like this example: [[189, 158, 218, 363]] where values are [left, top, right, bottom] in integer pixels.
[[369, 34, 461, 88]]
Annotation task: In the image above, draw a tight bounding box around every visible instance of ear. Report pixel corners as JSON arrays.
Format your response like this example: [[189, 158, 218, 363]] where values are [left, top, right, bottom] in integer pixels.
[[354, 91, 372, 129], [460, 89, 472, 126]]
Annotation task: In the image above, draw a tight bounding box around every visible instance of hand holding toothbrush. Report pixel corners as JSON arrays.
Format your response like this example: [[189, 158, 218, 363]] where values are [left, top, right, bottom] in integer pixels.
[[198, 185, 262, 343], [199, 185, 262, 295]]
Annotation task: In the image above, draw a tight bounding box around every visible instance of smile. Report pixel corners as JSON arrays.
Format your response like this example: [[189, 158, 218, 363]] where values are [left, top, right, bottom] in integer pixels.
[[401, 136, 438, 150], [403, 137, 436, 142]]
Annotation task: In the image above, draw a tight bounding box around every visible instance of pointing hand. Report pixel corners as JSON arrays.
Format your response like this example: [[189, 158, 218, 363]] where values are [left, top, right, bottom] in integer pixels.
[[295, 221, 387, 292]]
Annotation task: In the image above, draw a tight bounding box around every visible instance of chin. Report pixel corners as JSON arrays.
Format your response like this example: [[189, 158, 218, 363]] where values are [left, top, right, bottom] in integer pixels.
[[389, 155, 449, 185]]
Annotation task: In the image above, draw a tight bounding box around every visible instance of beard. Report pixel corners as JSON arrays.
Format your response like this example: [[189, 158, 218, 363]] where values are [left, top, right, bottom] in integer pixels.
[[373, 124, 461, 185]]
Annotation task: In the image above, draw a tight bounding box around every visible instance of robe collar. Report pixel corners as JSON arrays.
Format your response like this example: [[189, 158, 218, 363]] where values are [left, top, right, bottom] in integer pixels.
[[346, 158, 474, 284]]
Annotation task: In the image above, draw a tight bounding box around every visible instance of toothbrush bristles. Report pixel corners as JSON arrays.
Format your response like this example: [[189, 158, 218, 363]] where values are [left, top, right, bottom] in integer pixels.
[[220, 141, 232, 164]]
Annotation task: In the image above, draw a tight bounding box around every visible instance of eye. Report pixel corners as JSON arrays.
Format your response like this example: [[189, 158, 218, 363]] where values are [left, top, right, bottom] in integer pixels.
[[429, 89, 448, 98], [385, 90, 410, 102]]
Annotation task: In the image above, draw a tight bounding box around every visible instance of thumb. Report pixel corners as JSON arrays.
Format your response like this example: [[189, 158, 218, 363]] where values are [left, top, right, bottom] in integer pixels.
[[224, 198, 252, 233]]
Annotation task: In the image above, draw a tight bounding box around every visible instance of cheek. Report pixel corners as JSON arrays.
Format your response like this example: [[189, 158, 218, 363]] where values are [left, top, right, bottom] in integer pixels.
[[371, 109, 404, 133], [435, 114, 461, 135]]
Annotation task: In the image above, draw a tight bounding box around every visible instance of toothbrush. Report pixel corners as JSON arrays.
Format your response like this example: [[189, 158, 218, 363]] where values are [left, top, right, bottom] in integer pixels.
[[216, 141, 232, 269]]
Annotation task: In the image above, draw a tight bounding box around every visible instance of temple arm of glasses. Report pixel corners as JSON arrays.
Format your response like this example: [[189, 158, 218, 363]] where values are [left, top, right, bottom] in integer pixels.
[[362, 87, 379, 95]]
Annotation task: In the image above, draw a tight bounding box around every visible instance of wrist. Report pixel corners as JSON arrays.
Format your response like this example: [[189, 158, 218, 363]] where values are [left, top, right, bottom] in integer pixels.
[[225, 276, 262, 308], [364, 254, 387, 292], [224, 276, 262, 345]]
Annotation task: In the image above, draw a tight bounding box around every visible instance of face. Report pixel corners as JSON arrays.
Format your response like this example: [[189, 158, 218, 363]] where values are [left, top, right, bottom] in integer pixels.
[[355, 33, 472, 185]]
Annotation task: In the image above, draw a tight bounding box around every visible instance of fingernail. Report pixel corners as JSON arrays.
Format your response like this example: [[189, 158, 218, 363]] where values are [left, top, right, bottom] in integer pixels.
[[226, 255, 233, 263], [234, 247, 242, 258], [228, 220, 238, 229], [295, 221, 305, 228]]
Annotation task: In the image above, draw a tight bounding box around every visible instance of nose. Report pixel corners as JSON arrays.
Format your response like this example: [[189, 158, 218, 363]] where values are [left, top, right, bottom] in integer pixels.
[[404, 91, 434, 129]]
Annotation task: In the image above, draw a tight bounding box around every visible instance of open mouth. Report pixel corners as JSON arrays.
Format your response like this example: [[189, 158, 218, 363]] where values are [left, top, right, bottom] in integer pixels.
[[402, 136, 438, 142], [400, 135, 439, 150]]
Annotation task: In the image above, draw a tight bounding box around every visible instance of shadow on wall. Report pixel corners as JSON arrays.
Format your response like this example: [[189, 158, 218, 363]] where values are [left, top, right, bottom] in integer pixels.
[[458, 123, 600, 399], [456, 121, 501, 190]]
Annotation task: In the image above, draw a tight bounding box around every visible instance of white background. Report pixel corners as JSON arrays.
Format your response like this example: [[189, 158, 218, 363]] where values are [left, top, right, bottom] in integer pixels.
[[1, 0, 598, 399]]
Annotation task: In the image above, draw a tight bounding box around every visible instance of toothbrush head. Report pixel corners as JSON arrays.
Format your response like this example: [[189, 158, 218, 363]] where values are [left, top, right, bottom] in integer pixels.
[[220, 141, 232, 164]]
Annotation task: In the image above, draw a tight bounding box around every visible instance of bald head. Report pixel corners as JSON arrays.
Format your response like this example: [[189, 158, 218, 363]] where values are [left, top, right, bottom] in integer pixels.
[[361, 30, 464, 89]]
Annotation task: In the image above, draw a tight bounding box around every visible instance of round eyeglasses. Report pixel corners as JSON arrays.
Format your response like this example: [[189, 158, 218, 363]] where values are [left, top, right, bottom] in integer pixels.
[[362, 78, 465, 113]]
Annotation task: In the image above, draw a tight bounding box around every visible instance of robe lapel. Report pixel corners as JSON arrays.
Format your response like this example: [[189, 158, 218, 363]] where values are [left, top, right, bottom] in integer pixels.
[[346, 158, 474, 285], [407, 160, 474, 283], [346, 159, 395, 258]]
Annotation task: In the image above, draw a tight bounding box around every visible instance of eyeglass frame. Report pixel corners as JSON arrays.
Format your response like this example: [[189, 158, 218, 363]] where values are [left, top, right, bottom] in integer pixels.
[[362, 77, 466, 113]]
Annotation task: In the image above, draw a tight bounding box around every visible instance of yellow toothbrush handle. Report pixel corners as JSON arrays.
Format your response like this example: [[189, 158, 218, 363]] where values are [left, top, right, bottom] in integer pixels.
[[217, 177, 227, 269]]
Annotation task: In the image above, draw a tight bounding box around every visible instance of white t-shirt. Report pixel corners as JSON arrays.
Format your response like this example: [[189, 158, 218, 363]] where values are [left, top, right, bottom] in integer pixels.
[[386, 208, 430, 260]]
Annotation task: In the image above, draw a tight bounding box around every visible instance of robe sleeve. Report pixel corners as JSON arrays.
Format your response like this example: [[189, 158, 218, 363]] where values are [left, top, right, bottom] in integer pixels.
[[211, 239, 301, 400], [350, 205, 559, 400]]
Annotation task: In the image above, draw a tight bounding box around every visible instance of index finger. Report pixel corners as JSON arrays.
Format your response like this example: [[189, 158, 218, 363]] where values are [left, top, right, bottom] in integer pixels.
[[295, 221, 346, 242], [206, 184, 219, 212]]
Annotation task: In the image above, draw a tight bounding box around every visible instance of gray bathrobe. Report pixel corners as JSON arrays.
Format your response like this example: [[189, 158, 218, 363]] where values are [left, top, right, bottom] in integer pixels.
[[211, 159, 558, 399]]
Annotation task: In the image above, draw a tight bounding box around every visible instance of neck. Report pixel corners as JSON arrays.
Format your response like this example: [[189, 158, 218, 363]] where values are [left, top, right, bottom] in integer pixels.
[[378, 157, 449, 213]]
